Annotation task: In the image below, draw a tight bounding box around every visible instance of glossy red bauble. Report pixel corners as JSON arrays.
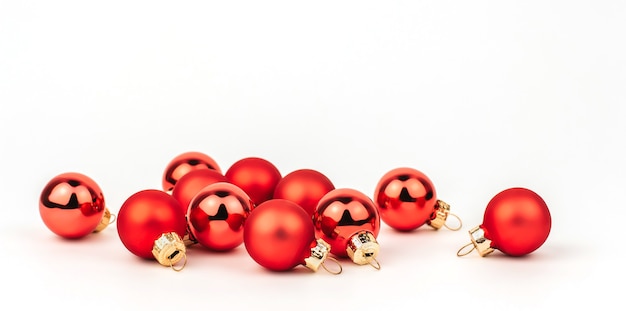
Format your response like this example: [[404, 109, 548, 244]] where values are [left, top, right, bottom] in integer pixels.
[[313, 188, 381, 266], [187, 182, 253, 251], [225, 157, 282, 205], [39, 172, 111, 239], [375, 167, 460, 231], [117, 190, 187, 267], [171, 169, 228, 214], [273, 169, 335, 217], [374, 167, 438, 231], [244, 199, 334, 272], [459, 187, 552, 257], [162, 151, 222, 192]]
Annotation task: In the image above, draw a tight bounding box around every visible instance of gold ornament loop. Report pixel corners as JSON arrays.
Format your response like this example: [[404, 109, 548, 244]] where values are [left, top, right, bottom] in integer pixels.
[[108, 213, 117, 225], [321, 256, 343, 275], [169, 252, 187, 272], [367, 257, 381, 270], [444, 213, 462, 231], [457, 242, 475, 257]]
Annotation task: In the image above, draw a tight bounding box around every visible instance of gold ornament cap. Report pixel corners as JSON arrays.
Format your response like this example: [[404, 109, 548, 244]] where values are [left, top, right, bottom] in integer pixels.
[[428, 200, 462, 231], [93, 208, 115, 233], [304, 239, 342, 274], [182, 223, 198, 247], [457, 226, 494, 257], [152, 232, 187, 271], [428, 200, 450, 229], [346, 231, 380, 269], [304, 239, 331, 272]]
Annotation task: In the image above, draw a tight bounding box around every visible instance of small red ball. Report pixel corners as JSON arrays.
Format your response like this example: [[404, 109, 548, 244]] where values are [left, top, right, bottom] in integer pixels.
[[374, 167, 438, 231], [273, 169, 335, 217], [117, 190, 187, 259], [225, 157, 282, 205], [162, 151, 222, 192], [313, 188, 380, 258], [171, 169, 228, 214], [482, 187, 552, 256], [243, 199, 315, 271], [188, 182, 253, 251], [39, 172, 106, 239]]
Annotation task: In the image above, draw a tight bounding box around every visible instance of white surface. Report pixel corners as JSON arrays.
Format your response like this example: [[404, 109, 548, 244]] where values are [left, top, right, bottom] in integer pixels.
[[1, 1, 623, 310]]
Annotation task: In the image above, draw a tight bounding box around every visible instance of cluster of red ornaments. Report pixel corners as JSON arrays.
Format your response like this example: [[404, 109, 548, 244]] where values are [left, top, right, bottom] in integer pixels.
[[39, 151, 552, 273]]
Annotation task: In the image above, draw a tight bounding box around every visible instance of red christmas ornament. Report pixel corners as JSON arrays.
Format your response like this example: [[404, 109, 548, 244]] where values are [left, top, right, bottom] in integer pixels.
[[117, 189, 188, 270], [313, 188, 381, 269], [39, 172, 114, 239], [244, 199, 342, 274], [187, 182, 253, 251], [457, 187, 552, 257], [374, 167, 461, 231], [171, 169, 229, 215], [273, 169, 335, 217], [225, 157, 282, 205], [162, 151, 222, 193]]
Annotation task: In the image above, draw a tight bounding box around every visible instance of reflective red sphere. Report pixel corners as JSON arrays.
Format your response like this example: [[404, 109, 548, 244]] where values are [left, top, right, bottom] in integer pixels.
[[244, 199, 315, 271], [482, 187, 551, 256], [273, 169, 335, 217], [117, 190, 187, 259], [313, 188, 380, 258], [162, 151, 222, 192], [39, 172, 106, 239], [171, 169, 228, 214], [188, 182, 253, 251], [374, 167, 437, 231], [225, 157, 282, 205]]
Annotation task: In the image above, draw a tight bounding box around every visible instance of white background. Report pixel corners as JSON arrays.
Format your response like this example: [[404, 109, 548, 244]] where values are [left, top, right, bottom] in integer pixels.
[[1, 1, 623, 310]]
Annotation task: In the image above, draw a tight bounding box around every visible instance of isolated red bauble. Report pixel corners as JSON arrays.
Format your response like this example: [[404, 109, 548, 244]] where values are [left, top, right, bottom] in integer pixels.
[[273, 169, 335, 217], [162, 151, 222, 192], [187, 182, 253, 251], [482, 187, 551, 256], [314, 188, 380, 260], [117, 190, 187, 259], [171, 169, 228, 214], [225, 157, 282, 205], [39, 172, 108, 239], [243, 199, 316, 271], [374, 167, 438, 231]]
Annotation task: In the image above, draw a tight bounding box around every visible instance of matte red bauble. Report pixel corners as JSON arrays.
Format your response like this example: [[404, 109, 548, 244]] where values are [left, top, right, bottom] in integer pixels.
[[273, 169, 335, 217], [244, 199, 341, 274], [313, 188, 381, 268], [457, 187, 551, 257], [374, 167, 461, 231], [187, 182, 253, 251], [117, 189, 188, 270], [162, 151, 222, 192], [225, 157, 282, 205], [39, 172, 113, 239]]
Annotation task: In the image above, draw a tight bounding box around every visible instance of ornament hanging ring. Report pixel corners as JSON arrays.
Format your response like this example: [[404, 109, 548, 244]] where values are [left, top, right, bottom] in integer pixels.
[[456, 242, 475, 257], [169, 252, 187, 272], [367, 257, 381, 270], [108, 213, 117, 225], [444, 213, 462, 231], [321, 256, 343, 275]]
